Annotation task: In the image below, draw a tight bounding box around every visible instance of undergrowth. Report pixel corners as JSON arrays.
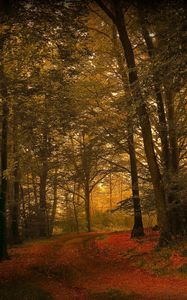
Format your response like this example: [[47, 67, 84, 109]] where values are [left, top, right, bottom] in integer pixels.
[[0, 280, 53, 300], [91, 288, 139, 300], [178, 263, 187, 274]]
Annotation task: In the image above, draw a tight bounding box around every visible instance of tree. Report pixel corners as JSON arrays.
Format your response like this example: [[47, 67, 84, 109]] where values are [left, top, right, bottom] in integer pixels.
[[94, 0, 171, 245], [0, 0, 12, 261]]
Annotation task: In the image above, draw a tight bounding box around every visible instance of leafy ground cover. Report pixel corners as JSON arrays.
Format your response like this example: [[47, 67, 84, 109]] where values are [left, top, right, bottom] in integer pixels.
[[0, 231, 187, 299]]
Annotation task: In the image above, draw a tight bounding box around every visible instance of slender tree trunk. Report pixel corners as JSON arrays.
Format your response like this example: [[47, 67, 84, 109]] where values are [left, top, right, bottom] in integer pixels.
[[72, 186, 79, 233], [73, 202, 79, 233], [20, 185, 28, 239], [112, 25, 144, 237], [109, 173, 112, 210], [26, 174, 33, 237], [10, 106, 21, 244], [138, 6, 184, 236], [11, 165, 21, 244], [0, 36, 9, 260], [31, 170, 39, 212], [49, 169, 58, 236], [39, 163, 48, 237], [138, 6, 170, 170], [39, 117, 49, 237], [165, 90, 179, 173], [85, 182, 91, 232], [128, 128, 144, 238]]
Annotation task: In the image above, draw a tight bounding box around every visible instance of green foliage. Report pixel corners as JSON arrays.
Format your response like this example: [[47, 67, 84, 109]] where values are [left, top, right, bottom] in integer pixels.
[[92, 210, 132, 231], [0, 281, 52, 300]]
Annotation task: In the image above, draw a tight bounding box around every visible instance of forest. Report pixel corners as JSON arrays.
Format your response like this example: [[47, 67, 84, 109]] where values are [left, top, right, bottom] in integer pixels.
[[0, 0, 187, 299]]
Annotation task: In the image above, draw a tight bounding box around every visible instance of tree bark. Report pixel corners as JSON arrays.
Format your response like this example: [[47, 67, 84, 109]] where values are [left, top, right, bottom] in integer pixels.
[[85, 181, 91, 232], [72, 184, 79, 233], [39, 163, 48, 237], [138, 6, 170, 170], [127, 129, 144, 238], [138, 6, 185, 236], [10, 166, 21, 244], [0, 36, 9, 260], [10, 104, 21, 244], [49, 169, 58, 236], [112, 25, 144, 237], [95, 0, 171, 244]]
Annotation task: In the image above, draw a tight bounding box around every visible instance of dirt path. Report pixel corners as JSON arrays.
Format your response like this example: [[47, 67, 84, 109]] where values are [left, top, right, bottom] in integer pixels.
[[1, 232, 187, 300]]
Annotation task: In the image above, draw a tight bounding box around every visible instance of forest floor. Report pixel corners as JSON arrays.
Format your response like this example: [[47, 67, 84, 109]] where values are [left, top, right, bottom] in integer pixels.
[[0, 231, 187, 300]]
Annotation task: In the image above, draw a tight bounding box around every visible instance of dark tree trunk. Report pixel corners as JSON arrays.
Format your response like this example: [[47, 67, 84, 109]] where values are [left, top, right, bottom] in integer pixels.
[[0, 37, 9, 260], [138, 6, 184, 236], [10, 166, 21, 244], [85, 182, 91, 232], [31, 170, 39, 212], [20, 185, 29, 239], [138, 6, 170, 170], [39, 164, 48, 237], [10, 105, 21, 244], [111, 25, 144, 237], [165, 90, 179, 173], [127, 128, 144, 238], [72, 183, 79, 233], [39, 116, 49, 237], [98, 0, 171, 245], [72, 192, 79, 233], [49, 170, 58, 236], [165, 89, 185, 234]]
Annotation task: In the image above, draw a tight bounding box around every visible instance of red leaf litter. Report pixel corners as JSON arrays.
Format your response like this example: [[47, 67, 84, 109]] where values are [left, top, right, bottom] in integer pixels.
[[1, 232, 187, 299]]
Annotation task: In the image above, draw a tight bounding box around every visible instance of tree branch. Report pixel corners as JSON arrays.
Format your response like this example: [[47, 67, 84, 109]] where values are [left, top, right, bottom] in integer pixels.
[[94, 0, 116, 23]]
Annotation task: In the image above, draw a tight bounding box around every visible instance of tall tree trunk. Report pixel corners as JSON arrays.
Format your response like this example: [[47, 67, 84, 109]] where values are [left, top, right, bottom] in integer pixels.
[[31, 170, 39, 212], [165, 90, 179, 173], [11, 165, 21, 244], [0, 36, 9, 260], [20, 185, 28, 239], [49, 169, 58, 236], [138, 6, 170, 171], [72, 184, 79, 233], [39, 163, 48, 237], [10, 105, 21, 244], [72, 201, 79, 233], [128, 127, 144, 238], [138, 6, 184, 236], [85, 181, 91, 232], [112, 25, 144, 237], [164, 89, 185, 234], [109, 173, 112, 210], [39, 116, 49, 237], [95, 0, 171, 244]]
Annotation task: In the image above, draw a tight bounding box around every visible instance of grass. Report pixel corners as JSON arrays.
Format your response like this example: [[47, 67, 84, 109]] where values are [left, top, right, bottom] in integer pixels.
[[0, 280, 53, 300], [91, 288, 139, 300]]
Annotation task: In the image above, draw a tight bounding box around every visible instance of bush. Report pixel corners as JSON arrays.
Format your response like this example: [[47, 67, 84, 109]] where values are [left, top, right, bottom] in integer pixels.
[[92, 210, 132, 231]]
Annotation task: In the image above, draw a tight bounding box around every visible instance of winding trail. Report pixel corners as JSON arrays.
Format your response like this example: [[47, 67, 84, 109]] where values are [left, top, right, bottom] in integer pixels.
[[1, 232, 187, 299]]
